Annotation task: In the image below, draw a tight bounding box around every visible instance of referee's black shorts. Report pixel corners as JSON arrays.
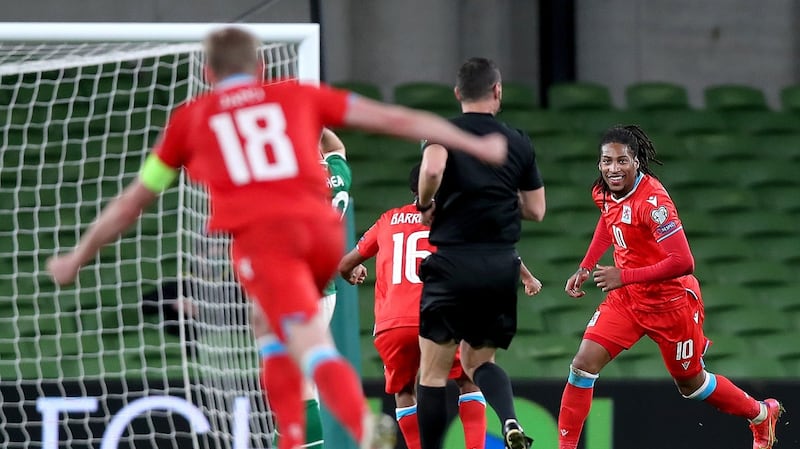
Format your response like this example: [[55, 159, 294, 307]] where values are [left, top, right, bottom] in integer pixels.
[[418, 246, 520, 349]]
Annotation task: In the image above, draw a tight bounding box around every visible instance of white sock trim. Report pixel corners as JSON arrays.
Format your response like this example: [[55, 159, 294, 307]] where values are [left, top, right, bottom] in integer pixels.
[[750, 402, 768, 424]]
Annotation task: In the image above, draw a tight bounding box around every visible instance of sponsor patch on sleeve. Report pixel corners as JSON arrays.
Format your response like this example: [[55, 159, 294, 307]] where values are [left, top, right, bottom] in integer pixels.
[[655, 220, 678, 237]]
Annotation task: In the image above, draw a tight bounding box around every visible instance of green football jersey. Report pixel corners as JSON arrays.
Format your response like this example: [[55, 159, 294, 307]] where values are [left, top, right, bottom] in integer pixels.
[[322, 153, 352, 296]]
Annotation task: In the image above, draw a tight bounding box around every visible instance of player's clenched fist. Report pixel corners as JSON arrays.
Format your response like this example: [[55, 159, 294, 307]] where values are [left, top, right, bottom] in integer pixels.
[[47, 252, 81, 286]]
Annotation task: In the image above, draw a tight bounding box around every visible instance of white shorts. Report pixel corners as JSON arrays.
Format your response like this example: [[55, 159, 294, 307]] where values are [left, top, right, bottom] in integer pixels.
[[319, 293, 337, 326]]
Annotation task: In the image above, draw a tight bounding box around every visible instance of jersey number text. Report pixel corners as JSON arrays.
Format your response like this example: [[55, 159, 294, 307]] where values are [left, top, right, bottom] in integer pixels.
[[391, 231, 431, 285], [209, 104, 298, 185]]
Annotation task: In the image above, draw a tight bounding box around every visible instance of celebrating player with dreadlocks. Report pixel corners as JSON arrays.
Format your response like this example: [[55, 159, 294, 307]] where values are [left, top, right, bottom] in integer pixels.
[[556, 124, 783, 449]]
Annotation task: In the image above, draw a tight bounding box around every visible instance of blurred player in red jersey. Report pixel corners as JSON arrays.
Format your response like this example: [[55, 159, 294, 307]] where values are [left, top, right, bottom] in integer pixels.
[[46, 26, 508, 449], [338, 165, 542, 449], [557, 125, 783, 449]]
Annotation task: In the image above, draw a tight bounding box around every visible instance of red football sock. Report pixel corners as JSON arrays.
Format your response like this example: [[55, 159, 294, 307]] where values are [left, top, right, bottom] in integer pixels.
[[703, 374, 761, 419], [396, 407, 421, 449], [261, 355, 304, 449], [458, 395, 487, 449], [558, 383, 594, 449], [311, 356, 368, 442]]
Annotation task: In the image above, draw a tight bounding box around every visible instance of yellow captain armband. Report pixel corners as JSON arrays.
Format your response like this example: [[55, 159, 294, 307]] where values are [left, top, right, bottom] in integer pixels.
[[139, 154, 179, 193]]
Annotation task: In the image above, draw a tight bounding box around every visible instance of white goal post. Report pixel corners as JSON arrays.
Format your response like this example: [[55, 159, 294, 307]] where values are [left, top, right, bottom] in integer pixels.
[[0, 22, 319, 449]]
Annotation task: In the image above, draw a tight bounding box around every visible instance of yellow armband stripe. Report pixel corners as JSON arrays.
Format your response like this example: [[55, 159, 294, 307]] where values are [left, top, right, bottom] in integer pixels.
[[139, 154, 179, 193]]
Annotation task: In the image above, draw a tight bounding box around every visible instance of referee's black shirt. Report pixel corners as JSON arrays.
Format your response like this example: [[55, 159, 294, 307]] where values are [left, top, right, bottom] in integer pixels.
[[426, 112, 543, 247]]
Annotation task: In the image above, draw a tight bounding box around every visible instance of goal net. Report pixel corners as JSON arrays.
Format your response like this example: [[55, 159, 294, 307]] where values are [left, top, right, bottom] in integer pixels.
[[0, 22, 319, 449]]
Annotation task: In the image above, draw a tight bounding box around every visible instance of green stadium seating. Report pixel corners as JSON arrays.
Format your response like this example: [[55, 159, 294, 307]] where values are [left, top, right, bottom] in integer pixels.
[[779, 84, 800, 113], [756, 132, 800, 160], [724, 211, 797, 238], [699, 284, 755, 314], [567, 109, 654, 138], [332, 81, 383, 101], [721, 110, 800, 135], [657, 160, 724, 190], [760, 186, 800, 213], [544, 185, 596, 212], [644, 132, 689, 161], [625, 81, 690, 111], [393, 81, 459, 115], [615, 354, 668, 379], [359, 335, 384, 379], [511, 333, 578, 362], [682, 133, 757, 161], [758, 237, 800, 267], [672, 186, 757, 214], [500, 81, 539, 111], [721, 160, 799, 189], [543, 308, 598, 337], [701, 335, 750, 362], [499, 109, 574, 138], [547, 82, 613, 111], [705, 306, 790, 336], [691, 237, 752, 264], [519, 235, 588, 265], [706, 355, 787, 379], [648, 109, 727, 136], [532, 133, 597, 163], [749, 332, 800, 361], [709, 261, 792, 289], [615, 336, 659, 361], [704, 84, 769, 111]]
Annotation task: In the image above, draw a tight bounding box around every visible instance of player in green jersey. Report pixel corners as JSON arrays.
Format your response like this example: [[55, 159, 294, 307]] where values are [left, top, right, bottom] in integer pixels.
[[251, 127, 350, 448]]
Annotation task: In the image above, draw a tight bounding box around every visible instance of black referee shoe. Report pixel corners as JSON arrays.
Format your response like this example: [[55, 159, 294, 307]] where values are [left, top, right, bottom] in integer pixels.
[[503, 419, 533, 449]]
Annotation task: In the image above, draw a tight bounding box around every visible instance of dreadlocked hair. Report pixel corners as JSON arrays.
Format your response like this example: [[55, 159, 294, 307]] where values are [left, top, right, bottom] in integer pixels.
[[592, 124, 663, 195]]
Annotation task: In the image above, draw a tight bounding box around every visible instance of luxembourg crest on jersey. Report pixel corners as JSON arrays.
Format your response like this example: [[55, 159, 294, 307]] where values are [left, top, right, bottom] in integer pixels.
[[621, 205, 632, 224]]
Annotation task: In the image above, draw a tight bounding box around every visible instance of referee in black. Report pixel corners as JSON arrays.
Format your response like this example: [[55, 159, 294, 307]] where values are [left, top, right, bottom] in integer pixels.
[[414, 57, 546, 449]]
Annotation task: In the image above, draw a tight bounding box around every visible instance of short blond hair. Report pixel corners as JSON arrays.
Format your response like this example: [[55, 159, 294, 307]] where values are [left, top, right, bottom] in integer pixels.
[[204, 27, 261, 79]]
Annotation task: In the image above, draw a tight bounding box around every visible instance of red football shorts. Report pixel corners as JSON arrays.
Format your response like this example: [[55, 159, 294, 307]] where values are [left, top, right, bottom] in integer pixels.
[[584, 285, 707, 380], [373, 326, 464, 394], [231, 213, 343, 342]]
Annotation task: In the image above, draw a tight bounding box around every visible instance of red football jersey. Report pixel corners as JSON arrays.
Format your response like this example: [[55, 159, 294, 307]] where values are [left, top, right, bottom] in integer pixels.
[[592, 174, 689, 310], [154, 78, 350, 232], [357, 203, 435, 334]]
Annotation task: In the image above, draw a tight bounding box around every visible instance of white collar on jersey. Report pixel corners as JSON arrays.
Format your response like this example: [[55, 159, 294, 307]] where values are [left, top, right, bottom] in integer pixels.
[[609, 172, 644, 203], [216, 73, 257, 90]]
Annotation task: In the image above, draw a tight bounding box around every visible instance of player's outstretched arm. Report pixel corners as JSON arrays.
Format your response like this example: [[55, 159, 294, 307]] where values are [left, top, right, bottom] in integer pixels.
[[343, 96, 507, 165], [47, 179, 159, 286], [338, 248, 369, 285]]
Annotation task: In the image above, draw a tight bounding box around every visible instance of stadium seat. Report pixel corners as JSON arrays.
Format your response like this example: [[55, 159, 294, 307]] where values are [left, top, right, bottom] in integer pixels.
[[690, 237, 752, 264], [544, 308, 598, 337], [520, 235, 588, 265], [720, 160, 799, 189], [625, 81, 690, 111], [566, 109, 654, 138], [500, 81, 539, 111], [615, 336, 659, 361], [724, 211, 797, 238], [701, 334, 750, 362], [367, 135, 423, 163], [657, 160, 724, 189], [709, 261, 792, 289], [538, 210, 599, 239], [359, 335, 384, 379], [760, 186, 800, 213], [721, 110, 800, 135], [544, 185, 596, 212], [498, 109, 574, 138], [682, 133, 757, 161], [393, 81, 459, 116], [645, 132, 689, 161], [699, 284, 755, 314], [705, 355, 787, 379], [647, 109, 727, 136], [510, 333, 577, 362], [705, 306, 789, 336], [704, 84, 769, 111], [532, 133, 597, 163], [615, 354, 667, 379], [756, 132, 800, 161], [749, 332, 800, 361], [516, 307, 547, 334], [672, 186, 757, 214], [547, 82, 613, 111], [779, 84, 800, 113], [331, 81, 383, 101], [758, 236, 800, 266]]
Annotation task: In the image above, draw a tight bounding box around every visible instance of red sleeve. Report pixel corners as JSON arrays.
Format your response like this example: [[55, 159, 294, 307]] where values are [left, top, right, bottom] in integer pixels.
[[620, 190, 694, 284], [579, 215, 613, 270], [620, 228, 695, 284], [310, 83, 351, 128], [153, 104, 191, 168], [356, 216, 382, 259]]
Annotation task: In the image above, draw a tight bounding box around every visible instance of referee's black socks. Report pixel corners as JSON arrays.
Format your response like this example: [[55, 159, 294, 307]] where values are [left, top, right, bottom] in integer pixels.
[[473, 362, 517, 424], [417, 384, 448, 449]]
